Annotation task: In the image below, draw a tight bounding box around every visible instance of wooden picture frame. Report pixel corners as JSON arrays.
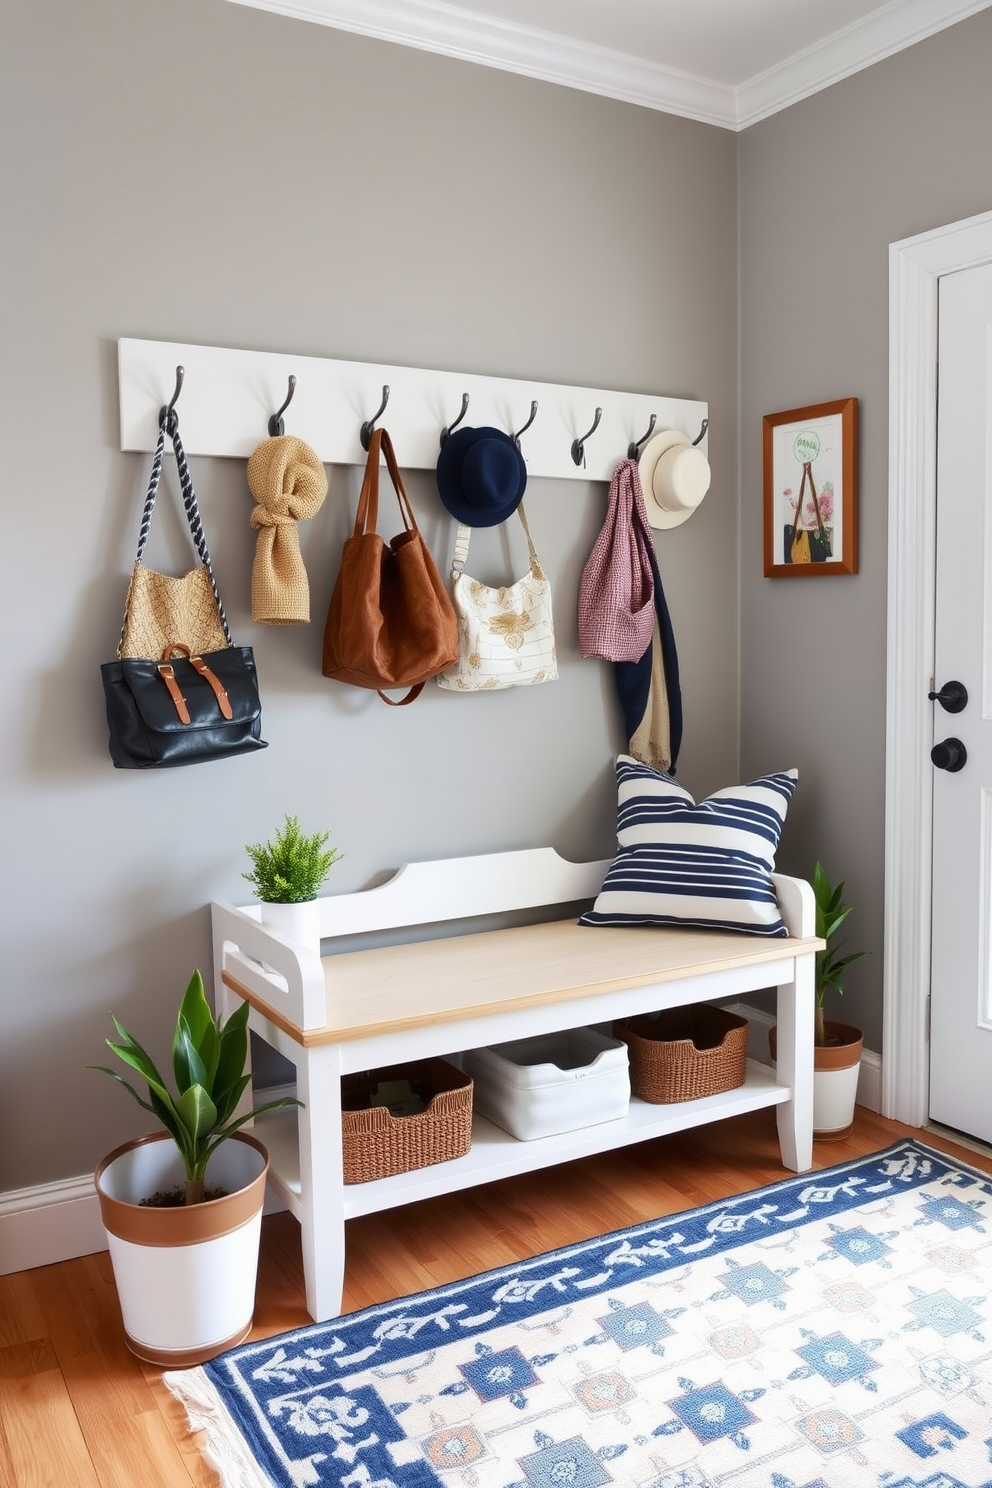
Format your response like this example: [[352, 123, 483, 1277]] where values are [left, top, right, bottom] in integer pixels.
[[763, 397, 858, 577]]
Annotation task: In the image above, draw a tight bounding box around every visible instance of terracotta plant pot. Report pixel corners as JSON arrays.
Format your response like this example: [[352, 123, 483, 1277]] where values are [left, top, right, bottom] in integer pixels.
[[768, 1020, 864, 1142], [94, 1129, 268, 1367]]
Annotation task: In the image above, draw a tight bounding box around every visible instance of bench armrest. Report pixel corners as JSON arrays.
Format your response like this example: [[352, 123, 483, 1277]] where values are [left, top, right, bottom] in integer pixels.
[[211, 900, 325, 1031], [770, 873, 816, 939]]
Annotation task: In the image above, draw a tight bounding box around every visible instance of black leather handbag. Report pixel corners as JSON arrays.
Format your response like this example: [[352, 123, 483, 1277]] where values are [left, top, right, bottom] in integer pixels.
[[102, 642, 266, 769], [101, 408, 267, 768]]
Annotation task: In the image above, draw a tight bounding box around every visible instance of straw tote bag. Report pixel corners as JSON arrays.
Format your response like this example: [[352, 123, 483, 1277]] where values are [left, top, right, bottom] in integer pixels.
[[322, 428, 458, 705], [117, 415, 230, 662], [100, 410, 267, 768], [436, 503, 557, 691]]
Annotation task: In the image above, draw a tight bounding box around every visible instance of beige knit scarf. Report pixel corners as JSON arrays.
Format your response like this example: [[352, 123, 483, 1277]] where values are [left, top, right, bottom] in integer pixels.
[[247, 436, 328, 623]]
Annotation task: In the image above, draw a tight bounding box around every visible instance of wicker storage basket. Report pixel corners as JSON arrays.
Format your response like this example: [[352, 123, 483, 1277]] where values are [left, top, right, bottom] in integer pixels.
[[615, 1006, 748, 1104], [341, 1059, 473, 1184]]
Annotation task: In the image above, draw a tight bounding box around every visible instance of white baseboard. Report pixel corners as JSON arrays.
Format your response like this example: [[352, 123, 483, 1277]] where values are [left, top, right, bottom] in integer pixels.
[[0, 1174, 109, 1277], [0, 1039, 886, 1280], [0, 1175, 291, 1279], [0, 1086, 298, 1279]]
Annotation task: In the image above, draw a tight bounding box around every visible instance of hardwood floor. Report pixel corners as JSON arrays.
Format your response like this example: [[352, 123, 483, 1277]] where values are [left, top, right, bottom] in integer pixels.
[[2, 1107, 990, 1487]]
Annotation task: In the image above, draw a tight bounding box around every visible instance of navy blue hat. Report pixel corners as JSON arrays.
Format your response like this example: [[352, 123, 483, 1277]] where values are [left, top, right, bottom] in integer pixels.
[[435, 426, 527, 527]]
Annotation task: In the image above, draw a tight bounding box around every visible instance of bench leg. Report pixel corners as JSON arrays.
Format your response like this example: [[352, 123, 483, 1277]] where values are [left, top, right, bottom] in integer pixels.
[[297, 1043, 347, 1322], [774, 953, 815, 1172]]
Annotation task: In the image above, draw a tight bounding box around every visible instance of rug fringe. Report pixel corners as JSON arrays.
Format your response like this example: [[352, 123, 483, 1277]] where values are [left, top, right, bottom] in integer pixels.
[[163, 1365, 274, 1488]]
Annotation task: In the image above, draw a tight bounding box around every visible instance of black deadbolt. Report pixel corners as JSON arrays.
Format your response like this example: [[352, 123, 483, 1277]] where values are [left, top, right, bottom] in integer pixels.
[[928, 680, 968, 713], [931, 737, 967, 772]]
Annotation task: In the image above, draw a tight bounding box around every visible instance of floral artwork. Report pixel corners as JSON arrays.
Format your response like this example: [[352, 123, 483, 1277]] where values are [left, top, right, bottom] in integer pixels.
[[763, 399, 858, 577]]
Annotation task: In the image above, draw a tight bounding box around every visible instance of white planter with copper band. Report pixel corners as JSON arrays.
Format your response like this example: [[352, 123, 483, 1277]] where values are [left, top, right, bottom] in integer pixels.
[[809, 1021, 864, 1140], [94, 1130, 268, 1367], [769, 1021, 864, 1142]]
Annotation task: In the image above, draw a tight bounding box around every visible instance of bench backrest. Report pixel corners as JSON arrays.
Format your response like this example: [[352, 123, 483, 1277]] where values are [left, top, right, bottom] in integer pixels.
[[307, 848, 611, 939]]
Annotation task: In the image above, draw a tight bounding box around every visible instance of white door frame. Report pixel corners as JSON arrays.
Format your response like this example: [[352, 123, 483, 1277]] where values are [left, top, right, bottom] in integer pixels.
[[884, 208, 992, 1126]]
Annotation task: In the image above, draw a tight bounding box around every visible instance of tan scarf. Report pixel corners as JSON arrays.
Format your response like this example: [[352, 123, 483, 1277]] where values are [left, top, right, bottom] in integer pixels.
[[628, 616, 672, 774], [247, 436, 328, 623]]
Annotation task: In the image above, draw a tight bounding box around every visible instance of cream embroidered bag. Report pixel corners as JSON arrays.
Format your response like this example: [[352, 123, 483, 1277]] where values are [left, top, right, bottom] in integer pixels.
[[436, 503, 558, 691]]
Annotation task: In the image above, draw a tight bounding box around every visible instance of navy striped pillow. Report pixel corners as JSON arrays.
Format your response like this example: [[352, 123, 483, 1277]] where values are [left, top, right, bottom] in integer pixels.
[[580, 756, 798, 936]]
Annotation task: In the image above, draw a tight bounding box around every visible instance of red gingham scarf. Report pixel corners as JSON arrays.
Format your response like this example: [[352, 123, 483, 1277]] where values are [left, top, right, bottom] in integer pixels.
[[577, 458, 655, 662]]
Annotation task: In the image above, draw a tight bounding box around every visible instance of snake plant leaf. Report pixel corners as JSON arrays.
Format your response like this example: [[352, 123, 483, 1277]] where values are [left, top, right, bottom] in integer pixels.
[[174, 971, 220, 1088], [177, 969, 212, 1043], [95, 967, 302, 1202], [214, 1000, 250, 1105], [828, 951, 869, 974], [176, 1084, 218, 1149], [89, 1067, 163, 1120], [173, 1023, 209, 1098], [104, 1034, 174, 1110], [212, 1072, 252, 1129], [202, 1094, 302, 1165], [148, 1086, 193, 1162], [820, 905, 853, 942]]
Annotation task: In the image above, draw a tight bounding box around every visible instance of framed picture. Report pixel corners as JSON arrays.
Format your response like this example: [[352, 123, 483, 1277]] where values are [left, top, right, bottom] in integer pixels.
[[763, 397, 858, 577]]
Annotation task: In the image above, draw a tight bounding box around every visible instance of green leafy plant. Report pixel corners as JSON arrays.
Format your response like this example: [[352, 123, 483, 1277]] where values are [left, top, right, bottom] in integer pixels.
[[243, 814, 343, 903], [812, 861, 869, 1046], [92, 969, 299, 1205]]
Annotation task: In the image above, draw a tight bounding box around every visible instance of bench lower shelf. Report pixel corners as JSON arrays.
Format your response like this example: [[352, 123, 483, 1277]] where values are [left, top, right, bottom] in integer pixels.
[[254, 1059, 789, 1222]]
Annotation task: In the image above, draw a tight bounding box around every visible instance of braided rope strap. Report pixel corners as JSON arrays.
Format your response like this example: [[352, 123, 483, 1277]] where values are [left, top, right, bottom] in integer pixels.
[[163, 409, 233, 646], [117, 408, 233, 657]]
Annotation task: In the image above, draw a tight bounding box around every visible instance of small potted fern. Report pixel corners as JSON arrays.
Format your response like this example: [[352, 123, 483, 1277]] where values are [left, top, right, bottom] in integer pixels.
[[243, 813, 343, 954]]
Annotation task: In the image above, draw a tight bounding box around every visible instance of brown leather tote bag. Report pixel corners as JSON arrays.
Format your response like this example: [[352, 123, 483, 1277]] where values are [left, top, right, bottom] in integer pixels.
[[322, 428, 458, 705]]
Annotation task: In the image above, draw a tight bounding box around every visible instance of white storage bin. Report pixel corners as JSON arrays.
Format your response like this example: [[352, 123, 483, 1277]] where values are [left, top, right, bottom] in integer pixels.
[[463, 1026, 629, 1141]]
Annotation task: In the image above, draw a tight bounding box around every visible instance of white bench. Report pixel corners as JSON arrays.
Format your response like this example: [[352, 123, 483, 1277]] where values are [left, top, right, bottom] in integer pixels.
[[211, 848, 819, 1322]]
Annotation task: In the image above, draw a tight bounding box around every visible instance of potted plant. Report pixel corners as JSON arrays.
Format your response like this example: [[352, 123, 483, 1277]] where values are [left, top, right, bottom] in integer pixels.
[[770, 862, 869, 1140], [92, 968, 299, 1366], [243, 812, 343, 954]]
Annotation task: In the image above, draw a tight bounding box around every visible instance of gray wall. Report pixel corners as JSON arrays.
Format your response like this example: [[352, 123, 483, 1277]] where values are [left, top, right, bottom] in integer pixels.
[[738, 10, 992, 1048], [0, 0, 738, 1191]]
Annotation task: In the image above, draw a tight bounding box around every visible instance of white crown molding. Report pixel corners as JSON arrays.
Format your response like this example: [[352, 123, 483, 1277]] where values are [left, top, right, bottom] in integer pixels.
[[227, 0, 990, 130], [226, 0, 738, 127], [737, 0, 992, 127]]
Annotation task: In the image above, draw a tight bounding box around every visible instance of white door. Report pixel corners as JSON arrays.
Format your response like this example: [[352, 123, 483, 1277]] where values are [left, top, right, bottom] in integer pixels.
[[929, 260, 992, 1142]]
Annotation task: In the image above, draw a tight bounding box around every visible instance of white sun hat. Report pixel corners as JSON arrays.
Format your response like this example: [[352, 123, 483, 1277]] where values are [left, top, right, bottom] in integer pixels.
[[637, 429, 711, 529]]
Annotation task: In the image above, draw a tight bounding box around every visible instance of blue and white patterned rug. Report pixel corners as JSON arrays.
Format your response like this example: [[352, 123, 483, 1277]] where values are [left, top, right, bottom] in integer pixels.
[[165, 1139, 992, 1488]]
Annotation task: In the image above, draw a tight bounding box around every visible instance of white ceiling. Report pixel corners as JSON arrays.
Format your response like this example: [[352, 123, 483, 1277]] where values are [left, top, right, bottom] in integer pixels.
[[228, 0, 991, 128]]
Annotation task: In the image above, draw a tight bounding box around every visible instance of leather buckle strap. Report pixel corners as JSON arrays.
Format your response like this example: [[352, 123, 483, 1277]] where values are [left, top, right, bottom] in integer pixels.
[[159, 642, 233, 721], [156, 663, 191, 723], [189, 653, 233, 719]]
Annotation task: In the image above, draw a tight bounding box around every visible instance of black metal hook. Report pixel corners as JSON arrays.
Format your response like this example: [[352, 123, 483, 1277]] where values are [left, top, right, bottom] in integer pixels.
[[692, 417, 709, 447], [439, 393, 470, 450], [360, 385, 390, 451], [268, 375, 297, 437], [627, 414, 656, 460], [159, 365, 185, 430], [512, 400, 538, 450], [570, 407, 602, 468]]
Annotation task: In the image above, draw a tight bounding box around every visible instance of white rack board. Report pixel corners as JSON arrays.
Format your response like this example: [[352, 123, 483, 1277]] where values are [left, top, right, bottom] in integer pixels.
[[118, 338, 708, 483]]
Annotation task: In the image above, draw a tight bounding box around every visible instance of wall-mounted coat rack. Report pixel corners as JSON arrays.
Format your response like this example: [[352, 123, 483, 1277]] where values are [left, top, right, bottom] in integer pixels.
[[118, 339, 708, 485]]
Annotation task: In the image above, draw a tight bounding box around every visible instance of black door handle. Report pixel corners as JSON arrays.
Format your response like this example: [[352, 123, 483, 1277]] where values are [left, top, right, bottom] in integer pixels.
[[931, 737, 967, 772], [928, 680, 968, 713]]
